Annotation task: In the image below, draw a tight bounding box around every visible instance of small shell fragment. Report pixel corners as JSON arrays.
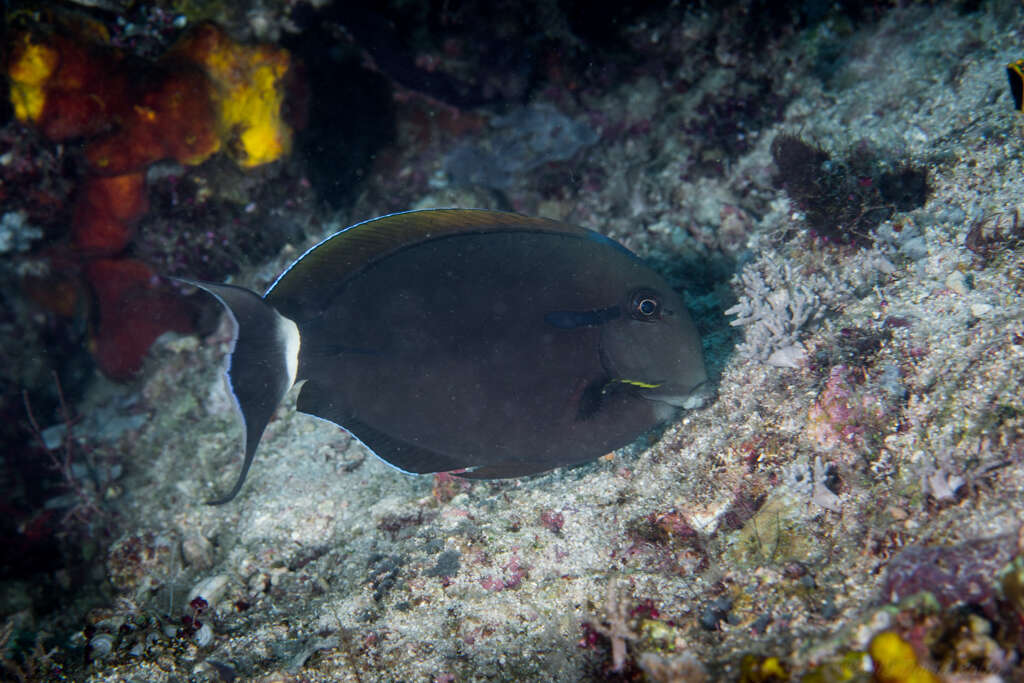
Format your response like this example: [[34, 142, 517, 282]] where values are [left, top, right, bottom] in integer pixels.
[[194, 622, 214, 647], [182, 533, 216, 570], [89, 632, 115, 659], [189, 574, 230, 611]]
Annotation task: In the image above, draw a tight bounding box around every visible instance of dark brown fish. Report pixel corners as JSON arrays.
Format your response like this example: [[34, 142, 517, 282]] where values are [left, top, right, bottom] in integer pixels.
[[182, 209, 707, 503], [1009, 58, 1024, 112]]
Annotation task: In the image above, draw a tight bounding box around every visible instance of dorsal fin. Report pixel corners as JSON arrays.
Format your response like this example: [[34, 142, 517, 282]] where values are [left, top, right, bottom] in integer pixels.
[[264, 209, 598, 309]]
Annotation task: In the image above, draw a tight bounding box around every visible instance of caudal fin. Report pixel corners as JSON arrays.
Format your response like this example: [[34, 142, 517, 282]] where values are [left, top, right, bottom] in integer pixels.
[[176, 279, 300, 504]]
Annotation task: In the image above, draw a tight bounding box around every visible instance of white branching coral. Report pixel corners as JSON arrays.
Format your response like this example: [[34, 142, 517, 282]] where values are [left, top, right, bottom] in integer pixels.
[[725, 250, 894, 367], [725, 255, 845, 367], [0, 211, 42, 254]]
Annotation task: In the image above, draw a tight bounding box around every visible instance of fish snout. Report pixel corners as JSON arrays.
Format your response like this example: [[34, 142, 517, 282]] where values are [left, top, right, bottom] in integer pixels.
[[642, 378, 711, 410]]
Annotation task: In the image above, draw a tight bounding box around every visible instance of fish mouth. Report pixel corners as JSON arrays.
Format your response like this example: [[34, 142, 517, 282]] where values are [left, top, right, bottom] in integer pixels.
[[596, 344, 710, 410], [639, 379, 710, 410]]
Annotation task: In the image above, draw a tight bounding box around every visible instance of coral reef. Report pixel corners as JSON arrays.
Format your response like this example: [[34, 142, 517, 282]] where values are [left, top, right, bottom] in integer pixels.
[[444, 103, 598, 189], [3, 1, 1024, 681], [770, 134, 930, 247], [725, 249, 894, 367]]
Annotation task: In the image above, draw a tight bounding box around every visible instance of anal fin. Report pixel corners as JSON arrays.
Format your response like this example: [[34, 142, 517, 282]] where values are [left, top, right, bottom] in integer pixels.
[[296, 381, 468, 475]]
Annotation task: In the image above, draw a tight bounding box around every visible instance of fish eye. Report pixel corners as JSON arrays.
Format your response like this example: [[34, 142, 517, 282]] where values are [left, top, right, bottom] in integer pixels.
[[630, 288, 661, 321]]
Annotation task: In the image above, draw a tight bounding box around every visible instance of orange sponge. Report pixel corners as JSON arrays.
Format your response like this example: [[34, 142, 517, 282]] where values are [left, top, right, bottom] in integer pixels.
[[7, 22, 291, 175], [8, 30, 132, 141], [6, 19, 297, 381], [869, 631, 939, 683], [85, 259, 194, 381], [72, 173, 148, 254], [85, 65, 220, 174]]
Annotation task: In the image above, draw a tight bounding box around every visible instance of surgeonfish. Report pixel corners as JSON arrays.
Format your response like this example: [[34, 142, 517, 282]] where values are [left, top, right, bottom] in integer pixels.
[[181, 209, 708, 503]]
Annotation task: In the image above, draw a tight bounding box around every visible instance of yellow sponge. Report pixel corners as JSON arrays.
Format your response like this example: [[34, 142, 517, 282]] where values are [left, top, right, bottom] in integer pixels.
[[869, 631, 939, 683], [172, 23, 293, 168]]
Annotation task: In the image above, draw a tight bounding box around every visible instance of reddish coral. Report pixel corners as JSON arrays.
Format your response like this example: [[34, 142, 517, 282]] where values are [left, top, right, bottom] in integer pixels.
[[85, 259, 193, 380], [539, 509, 565, 534], [479, 555, 529, 591], [433, 472, 472, 502]]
